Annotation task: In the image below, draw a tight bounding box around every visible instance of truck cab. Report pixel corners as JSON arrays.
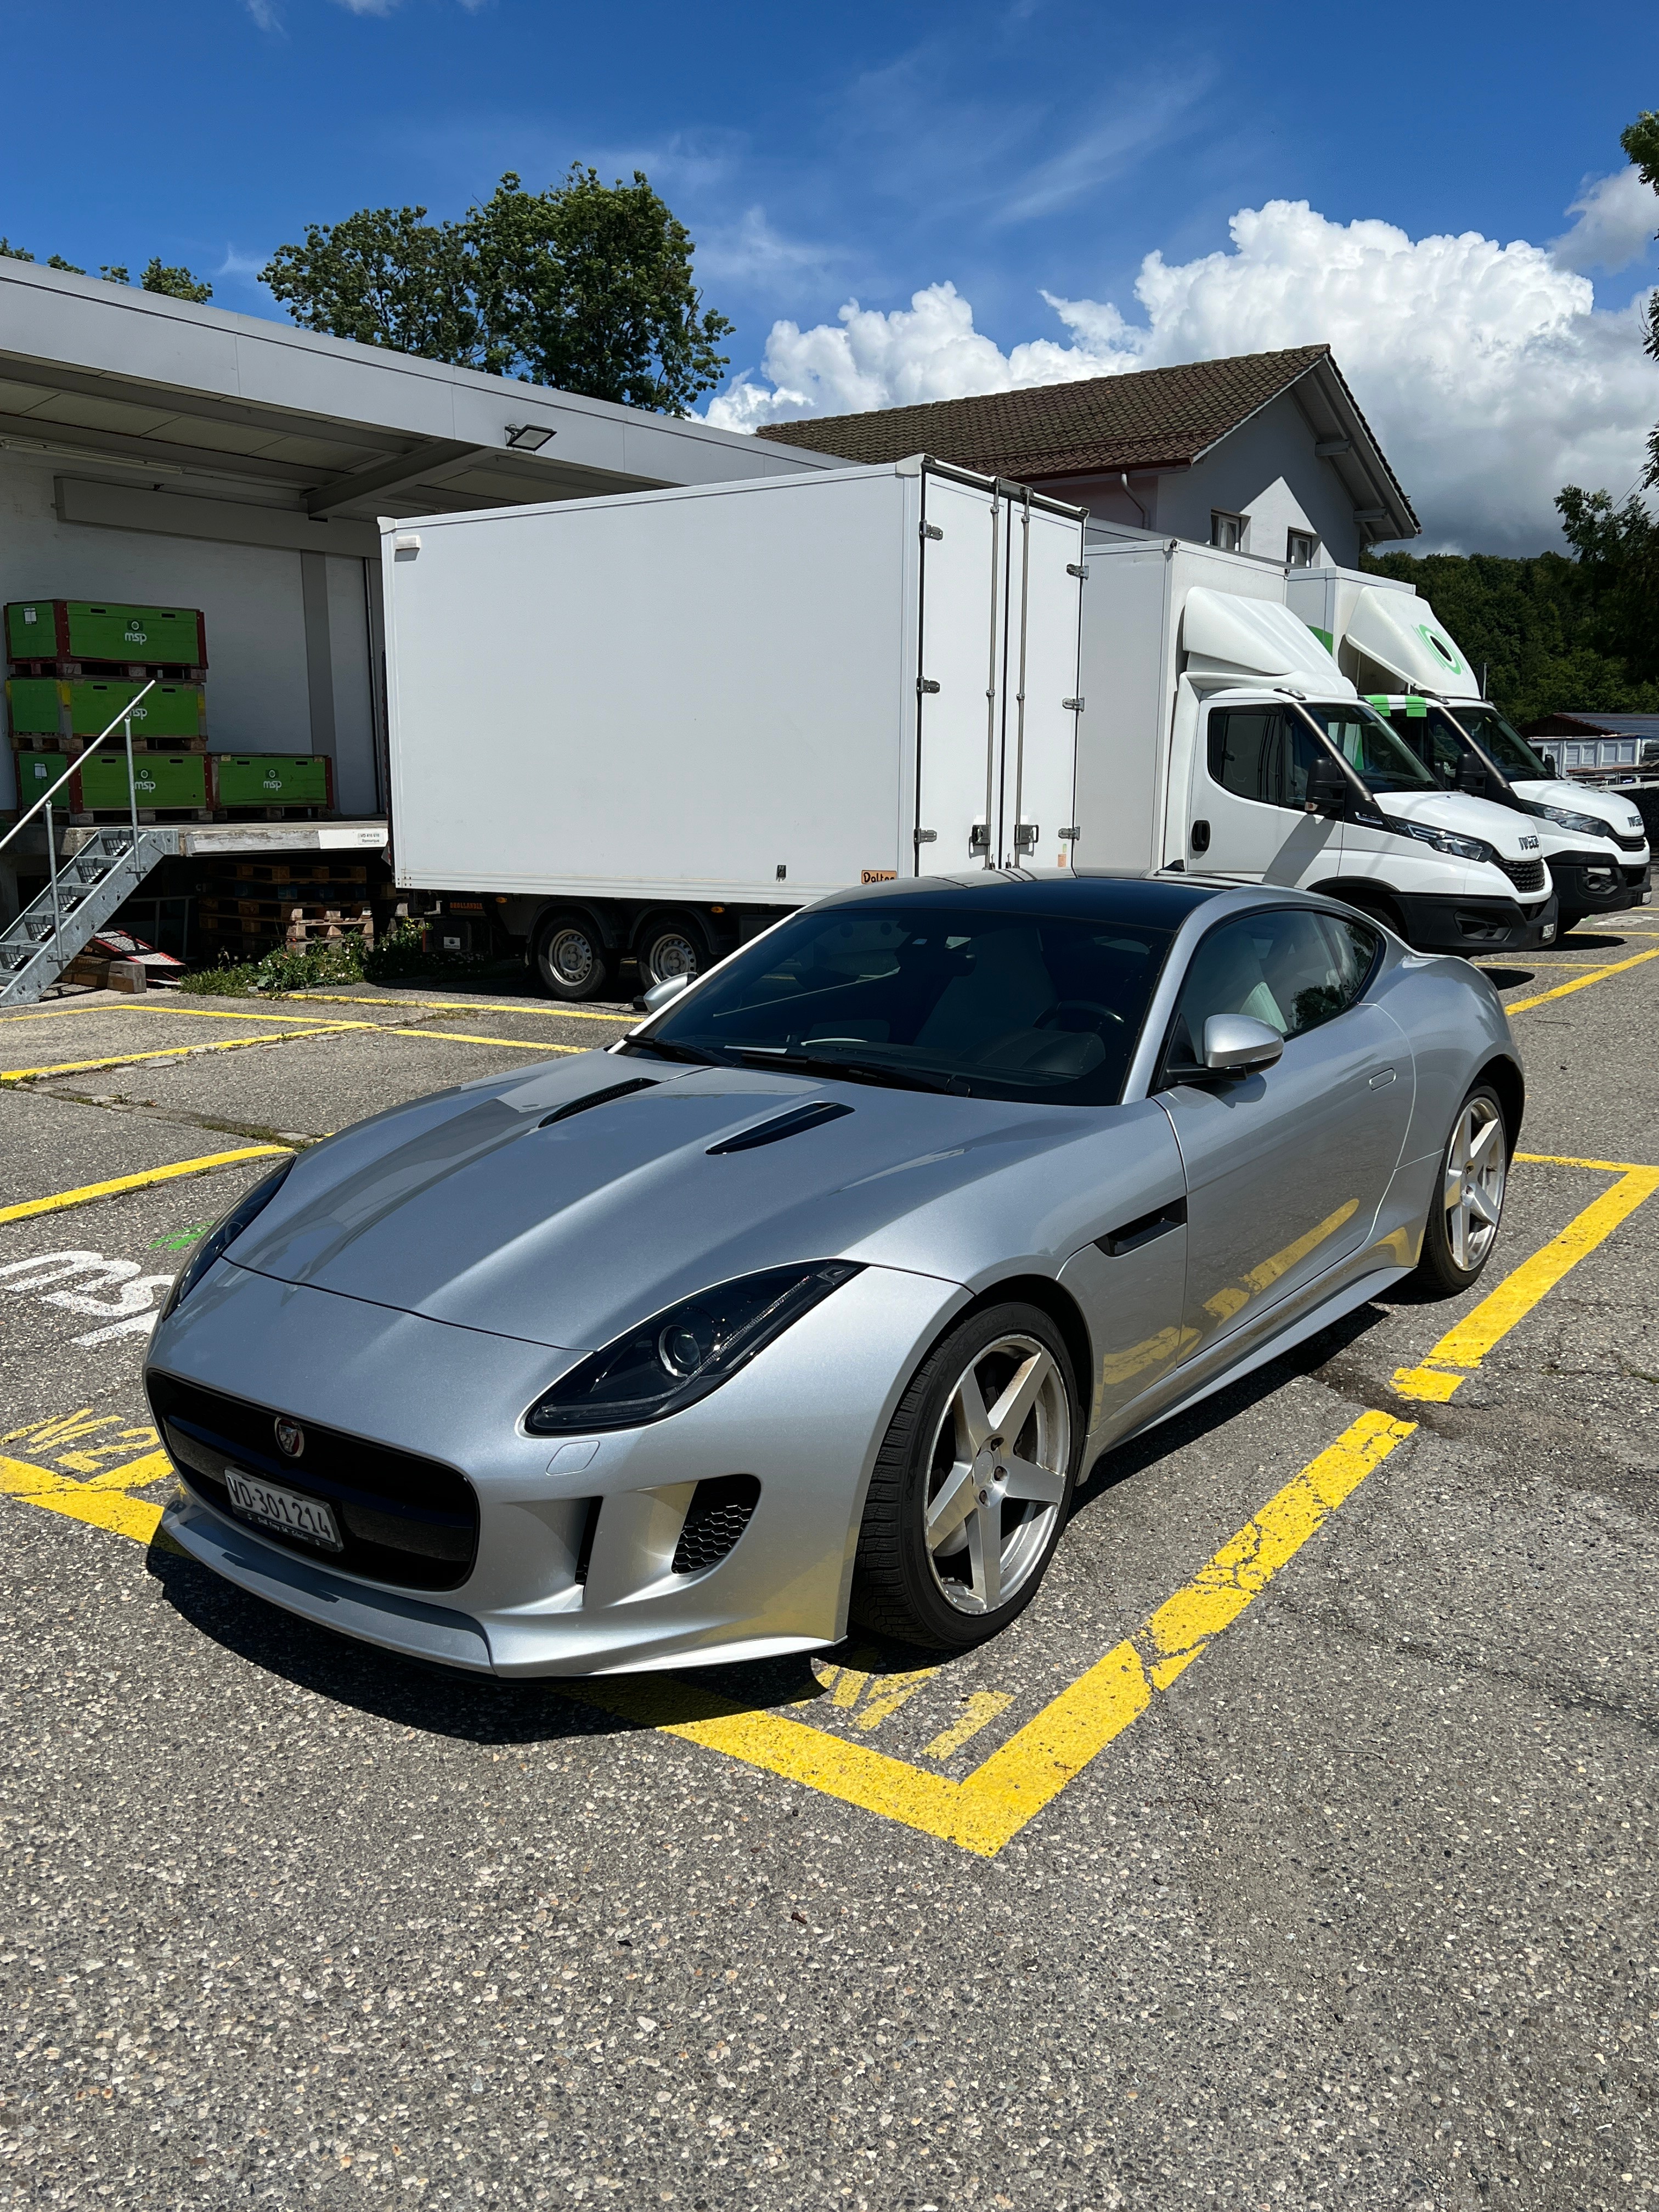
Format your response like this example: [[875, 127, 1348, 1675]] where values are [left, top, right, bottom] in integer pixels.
[[1166, 590, 1558, 953], [1369, 693, 1651, 932]]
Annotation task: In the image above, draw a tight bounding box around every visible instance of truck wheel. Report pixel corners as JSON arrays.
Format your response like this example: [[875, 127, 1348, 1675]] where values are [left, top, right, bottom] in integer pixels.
[[1414, 1082, 1508, 1296], [635, 914, 712, 990], [534, 913, 614, 1002], [849, 1304, 1081, 1651]]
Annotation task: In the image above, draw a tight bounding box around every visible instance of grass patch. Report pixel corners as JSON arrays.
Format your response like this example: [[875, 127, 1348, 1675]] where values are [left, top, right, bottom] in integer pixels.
[[179, 920, 493, 998]]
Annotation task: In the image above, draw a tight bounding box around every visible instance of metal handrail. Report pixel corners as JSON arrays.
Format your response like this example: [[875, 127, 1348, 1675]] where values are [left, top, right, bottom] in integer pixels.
[[0, 678, 156, 856]]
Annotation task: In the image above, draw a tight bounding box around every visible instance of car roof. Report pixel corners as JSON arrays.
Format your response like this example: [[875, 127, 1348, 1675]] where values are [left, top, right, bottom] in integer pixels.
[[810, 868, 1225, 928]]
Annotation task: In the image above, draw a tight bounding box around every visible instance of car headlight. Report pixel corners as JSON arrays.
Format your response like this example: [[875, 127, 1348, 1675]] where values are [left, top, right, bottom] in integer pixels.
[[1532, 803, 1614, 839], [157, 1157, 295, 1323], [1385, 817, 1497, 865], [525, 1261, 864, 1435]]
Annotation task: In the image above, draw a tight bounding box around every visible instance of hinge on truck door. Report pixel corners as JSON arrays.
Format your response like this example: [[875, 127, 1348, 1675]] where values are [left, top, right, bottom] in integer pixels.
[[921, 522, 944, 541], [914, 829, 938, 844], [969, 824, 990, 853], [1060, 826, 1081, 841], [1062, 696, 1084, 712], [917, 678, 941, 695], [1015, 824, 1040, 850], [1067, 562, 1089, 579]]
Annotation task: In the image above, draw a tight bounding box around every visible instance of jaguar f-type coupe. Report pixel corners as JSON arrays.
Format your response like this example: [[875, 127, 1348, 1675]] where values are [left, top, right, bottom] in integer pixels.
[[148, 873, 1520, 1675]]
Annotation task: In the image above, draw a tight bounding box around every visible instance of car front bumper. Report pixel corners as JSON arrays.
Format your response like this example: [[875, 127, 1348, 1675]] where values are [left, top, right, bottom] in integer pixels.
[[1390, 891, 1559, 956], [149, 1258, 965, 1678], [1548, 854, 1640, 916]]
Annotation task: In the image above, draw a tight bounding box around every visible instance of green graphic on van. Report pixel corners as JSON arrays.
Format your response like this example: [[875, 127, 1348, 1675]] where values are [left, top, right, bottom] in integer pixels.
[[1416, 624, 1463, 674]]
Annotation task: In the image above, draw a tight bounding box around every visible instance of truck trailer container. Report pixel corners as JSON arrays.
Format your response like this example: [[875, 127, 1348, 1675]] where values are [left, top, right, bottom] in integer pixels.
[[381, 459, 1087, 998]]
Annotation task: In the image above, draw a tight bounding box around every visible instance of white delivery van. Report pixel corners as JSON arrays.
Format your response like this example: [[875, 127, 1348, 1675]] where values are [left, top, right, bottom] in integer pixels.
[[1076, 534, 1560, 955], [1288, 565, 1652, 931], [382, 459, 1086, 997]]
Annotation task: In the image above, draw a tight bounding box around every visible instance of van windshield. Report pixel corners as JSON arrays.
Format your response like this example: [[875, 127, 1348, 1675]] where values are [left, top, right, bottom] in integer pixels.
[[1293, 701, 1439, 795], [1444, 705, 1553, 781], [626, 902, 1174, 1105]]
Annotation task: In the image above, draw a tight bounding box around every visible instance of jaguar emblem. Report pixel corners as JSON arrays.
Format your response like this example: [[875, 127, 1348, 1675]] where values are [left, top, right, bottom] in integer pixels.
[[274, 1418, 305, 1458]]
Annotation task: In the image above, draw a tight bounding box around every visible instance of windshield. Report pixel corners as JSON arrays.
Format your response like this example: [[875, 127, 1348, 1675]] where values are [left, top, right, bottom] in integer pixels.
[[630, 902, 1175, 1106], [1293, 700, 1438, 795], [1445, 704, 1553, 781], [1383, 704, 1503, 791]]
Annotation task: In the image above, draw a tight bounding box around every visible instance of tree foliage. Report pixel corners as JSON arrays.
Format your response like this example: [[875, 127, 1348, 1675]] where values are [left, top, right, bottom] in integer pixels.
[[1622, 110, 1659, 488], [259, 168, 732, 416], [0, 238, 212, 298]]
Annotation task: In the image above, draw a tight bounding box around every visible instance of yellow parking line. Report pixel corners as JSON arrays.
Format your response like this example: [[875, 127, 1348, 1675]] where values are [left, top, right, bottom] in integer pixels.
[[1504, 947, 1659, 1013], [0, 1002, 352, 1025], [0, 1145, 291, 1225], [1393, 1154, 1659, 1401], [285, 994, 635, 1022], [381, 1026, 584, 1054], [0, 1448, 170, 1544], [0, 1024, 365, 1085]]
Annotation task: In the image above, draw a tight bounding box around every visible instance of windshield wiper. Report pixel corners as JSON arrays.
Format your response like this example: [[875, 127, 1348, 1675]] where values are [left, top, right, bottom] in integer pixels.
[[617, 1036, 726, 1066], [727, 1047, 963, 1096]]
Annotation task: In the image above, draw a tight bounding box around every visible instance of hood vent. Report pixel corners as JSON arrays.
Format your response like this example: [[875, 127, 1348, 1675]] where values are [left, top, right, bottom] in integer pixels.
[[707, 1099, 854, 1155], [539, 1077, 659, 1129]]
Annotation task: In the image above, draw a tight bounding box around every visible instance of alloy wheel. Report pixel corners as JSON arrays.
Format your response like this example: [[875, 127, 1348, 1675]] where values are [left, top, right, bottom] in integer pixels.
[[1442, 1095, 1506, 1270], [922, 1333, 1071, 1615]]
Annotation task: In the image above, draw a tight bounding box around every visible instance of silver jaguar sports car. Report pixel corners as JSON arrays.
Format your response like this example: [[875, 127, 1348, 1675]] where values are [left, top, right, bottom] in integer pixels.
[[147, 873, 1521, 1677]]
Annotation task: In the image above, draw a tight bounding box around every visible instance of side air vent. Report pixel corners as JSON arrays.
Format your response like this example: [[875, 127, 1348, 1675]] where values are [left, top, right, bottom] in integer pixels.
[[572, 1498, 602, 1586], [707, 1100, 853, 1155], [672, 1476, 760, 1576], [540, 1077, 658, 1128]]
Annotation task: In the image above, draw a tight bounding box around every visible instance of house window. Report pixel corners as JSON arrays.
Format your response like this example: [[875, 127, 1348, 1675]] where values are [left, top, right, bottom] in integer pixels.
[[1210, 511, 1245, 553], [1287, 529, 1318, 568]]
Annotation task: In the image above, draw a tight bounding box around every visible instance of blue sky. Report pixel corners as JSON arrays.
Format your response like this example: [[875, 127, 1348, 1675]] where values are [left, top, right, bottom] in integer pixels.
[[3, 0, 1656, 548]]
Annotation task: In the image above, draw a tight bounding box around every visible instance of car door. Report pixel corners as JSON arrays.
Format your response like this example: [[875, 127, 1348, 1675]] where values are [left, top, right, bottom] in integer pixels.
[[1194, 703, 1344, 887], [1154, 906, 1414, 1365]]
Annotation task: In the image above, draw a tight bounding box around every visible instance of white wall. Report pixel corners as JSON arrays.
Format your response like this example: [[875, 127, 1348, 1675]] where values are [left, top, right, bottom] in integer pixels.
[[0, 453, 380, 812], [1149, 393, 1359, 567]]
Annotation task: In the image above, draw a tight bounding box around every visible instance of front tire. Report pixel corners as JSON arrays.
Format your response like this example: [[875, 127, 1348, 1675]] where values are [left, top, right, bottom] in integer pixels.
[[534, 912, 614, 1002], [850, 1304, 1081, 1651], [1414, 1082, 1508, 1296]]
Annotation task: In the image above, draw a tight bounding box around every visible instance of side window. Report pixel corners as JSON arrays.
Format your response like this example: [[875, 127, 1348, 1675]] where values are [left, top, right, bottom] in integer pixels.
[[1282, 716, 1327, 807], [1206, 709, 1284, 806], [1163, 909, 1374, 1073]]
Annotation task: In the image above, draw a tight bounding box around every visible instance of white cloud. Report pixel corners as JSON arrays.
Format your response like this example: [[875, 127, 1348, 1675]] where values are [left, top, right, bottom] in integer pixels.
[[244, 0, 282, 27], [1552, 165, 1658, 273], [708, 199, 1659, 552]]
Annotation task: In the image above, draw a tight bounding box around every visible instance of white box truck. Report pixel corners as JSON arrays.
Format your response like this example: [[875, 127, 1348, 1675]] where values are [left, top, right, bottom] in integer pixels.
[[1074, 530, 1561, 955], [1286, 565, 1652, 932], [381, 459, 1086, 998]]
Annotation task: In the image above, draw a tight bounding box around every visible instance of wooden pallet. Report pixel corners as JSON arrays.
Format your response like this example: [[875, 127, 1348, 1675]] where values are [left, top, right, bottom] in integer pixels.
[[6, 658, 208, 682], [10, 731, 208, 756], [229, 860, 370, 885]]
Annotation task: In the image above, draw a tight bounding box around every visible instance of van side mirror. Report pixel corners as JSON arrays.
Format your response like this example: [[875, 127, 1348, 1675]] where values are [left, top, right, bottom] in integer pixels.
[[1457, 753, 1488, 798], [1305, 755, 1347, 817], [1203, 1014, 1284, 1074]]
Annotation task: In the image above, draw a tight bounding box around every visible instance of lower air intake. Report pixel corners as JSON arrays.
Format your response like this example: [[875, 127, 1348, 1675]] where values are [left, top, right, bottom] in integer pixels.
[[672, 1476, 760, 1576]]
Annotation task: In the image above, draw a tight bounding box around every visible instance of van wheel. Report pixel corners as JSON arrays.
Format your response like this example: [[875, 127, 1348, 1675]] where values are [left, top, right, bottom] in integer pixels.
[[635, 914, 712, 990], [535, 913, 614, 1001], [850, 1304, 1081, 1651], [1339, 890, 1406, 940], [1414, 1082, 1508, 1296]]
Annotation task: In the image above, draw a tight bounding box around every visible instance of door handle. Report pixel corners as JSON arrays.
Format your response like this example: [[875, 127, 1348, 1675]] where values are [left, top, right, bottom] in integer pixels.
[[1190, 820, 1211, 854], [1368, 1066, 1397, 1088], [1097, 1198, 1187, 1256]]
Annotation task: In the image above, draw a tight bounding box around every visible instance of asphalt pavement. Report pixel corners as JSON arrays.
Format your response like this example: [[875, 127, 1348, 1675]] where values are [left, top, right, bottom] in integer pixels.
[[2, 932, 1656, 2210]]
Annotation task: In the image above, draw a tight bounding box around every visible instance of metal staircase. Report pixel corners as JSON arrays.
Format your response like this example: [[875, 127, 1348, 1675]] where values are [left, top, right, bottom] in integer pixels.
[[0, 826, 174, 1005], [0, 682, 173, 1007]]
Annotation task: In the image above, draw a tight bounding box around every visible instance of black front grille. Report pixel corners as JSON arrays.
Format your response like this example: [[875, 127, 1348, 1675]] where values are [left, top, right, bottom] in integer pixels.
[[146, 1372, 479, 1592], [672, 1476, 760, 1577], [1498, 857, 1546, 894], [1614, 829, 1646, 853]]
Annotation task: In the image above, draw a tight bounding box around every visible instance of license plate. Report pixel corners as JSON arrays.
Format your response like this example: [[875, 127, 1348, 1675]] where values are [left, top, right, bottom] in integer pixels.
[[224, 1465, 342, 1551]]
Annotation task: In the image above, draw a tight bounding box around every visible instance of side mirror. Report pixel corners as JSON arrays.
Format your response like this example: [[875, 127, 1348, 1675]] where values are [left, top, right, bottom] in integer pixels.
[[1203, 1014, 1284, 1074], [1305, 755, 1347, 817], [1457, 753, 1488, 798], [639, 972, 691, 1013]]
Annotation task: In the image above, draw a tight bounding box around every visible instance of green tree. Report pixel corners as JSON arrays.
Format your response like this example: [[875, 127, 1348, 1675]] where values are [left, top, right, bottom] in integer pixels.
[[259, 168, 732, 416], [1623, 110, 1659, 487], [1555, 485, 1659, 681], [261, 205, 480, 365], [1, 238, 211, 297], [0, 238, 86, 272]]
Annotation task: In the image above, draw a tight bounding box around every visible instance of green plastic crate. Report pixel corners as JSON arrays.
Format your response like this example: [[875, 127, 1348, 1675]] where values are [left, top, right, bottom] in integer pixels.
[[65, 679, 205, 739], [6, 600, 206, 666], [11, 749, 70, 802], [75, 752, 207, 810], [5, 678, 61, 736], [210, 754, 332, 808]]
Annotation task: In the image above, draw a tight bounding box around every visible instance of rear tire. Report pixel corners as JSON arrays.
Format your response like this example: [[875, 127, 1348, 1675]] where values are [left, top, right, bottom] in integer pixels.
[[635, 913, 713, 991], [534, 912, 614, 1002], [1413, 1082, 1508, 1296], [850, 1303, 1081, 1651]]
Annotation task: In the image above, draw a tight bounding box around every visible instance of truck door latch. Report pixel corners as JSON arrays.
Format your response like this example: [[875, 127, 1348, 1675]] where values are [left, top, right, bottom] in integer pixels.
[[917, 678, 941, 696]]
